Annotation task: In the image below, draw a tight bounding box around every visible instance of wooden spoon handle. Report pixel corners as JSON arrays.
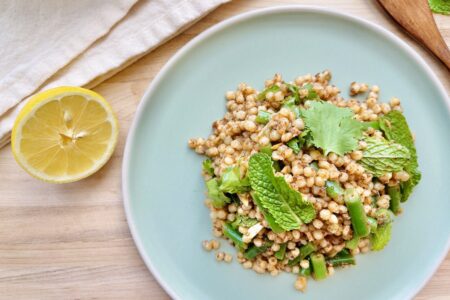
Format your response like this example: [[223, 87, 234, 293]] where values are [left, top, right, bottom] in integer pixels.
[[378, 0, 450, 70]]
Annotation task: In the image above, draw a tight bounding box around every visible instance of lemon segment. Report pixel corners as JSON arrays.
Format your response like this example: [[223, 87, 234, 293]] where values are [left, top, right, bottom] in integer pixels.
[[11, 86, 118, 183]]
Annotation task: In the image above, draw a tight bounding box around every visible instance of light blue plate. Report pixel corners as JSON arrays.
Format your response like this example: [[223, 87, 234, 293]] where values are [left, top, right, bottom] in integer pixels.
[[123, 6, 450, 300]]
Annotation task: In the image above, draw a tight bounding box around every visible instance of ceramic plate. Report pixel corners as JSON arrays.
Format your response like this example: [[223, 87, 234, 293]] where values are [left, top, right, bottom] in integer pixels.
[[123, 6, 450, 300]]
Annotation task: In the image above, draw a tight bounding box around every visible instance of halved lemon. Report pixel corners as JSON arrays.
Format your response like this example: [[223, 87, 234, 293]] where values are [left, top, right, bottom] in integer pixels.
[[11, 86, 119, 183]]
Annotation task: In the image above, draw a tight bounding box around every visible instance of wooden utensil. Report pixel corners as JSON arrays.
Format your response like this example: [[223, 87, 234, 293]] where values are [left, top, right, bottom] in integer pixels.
[[377, 0, 450, 70]]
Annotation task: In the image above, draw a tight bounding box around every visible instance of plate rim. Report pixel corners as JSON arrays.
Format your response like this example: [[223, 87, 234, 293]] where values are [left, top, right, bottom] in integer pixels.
[[122, 5, 450, 300]]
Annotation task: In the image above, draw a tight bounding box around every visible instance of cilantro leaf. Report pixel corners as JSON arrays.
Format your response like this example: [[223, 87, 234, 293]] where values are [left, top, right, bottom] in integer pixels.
[[302, 101, 366, 155], [248, 153, 315, 231], [370, 222, 392, 251], [231, 215, 259, 229], [206, 179, 230, 208], [287, 138, 301, 154], [379, 111, 421, 202], [202, 159, 214, 176], [219, 166, 251, 194], [360, 138, 411, 177]]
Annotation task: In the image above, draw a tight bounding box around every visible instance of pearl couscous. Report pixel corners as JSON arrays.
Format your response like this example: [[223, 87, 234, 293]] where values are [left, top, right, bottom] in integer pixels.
[[189, 71, 421, 292]]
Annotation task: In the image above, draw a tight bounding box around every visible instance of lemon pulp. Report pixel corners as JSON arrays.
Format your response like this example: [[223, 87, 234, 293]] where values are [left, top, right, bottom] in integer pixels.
[[11, 87, 118, 183]]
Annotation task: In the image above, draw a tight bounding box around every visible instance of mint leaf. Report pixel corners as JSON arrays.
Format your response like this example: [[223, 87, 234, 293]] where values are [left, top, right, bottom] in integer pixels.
[[370, 222, 392, 251], [251, 192, 284, 233], [231, 215, 258, 229], [379, 111, 421, 201], [256, 85, 280, 101], [219, 166, 251, 194], [302, 101, 366, 155], [360, 138, 410, 177], [202, 159, 214, 176], [429, 0, 450, 15], [206, 179, 230, 208], [248, 153, 315, 231]]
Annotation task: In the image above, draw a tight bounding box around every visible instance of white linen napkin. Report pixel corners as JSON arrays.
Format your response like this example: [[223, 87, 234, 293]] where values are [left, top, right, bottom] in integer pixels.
[[0, 0, 229, 148]]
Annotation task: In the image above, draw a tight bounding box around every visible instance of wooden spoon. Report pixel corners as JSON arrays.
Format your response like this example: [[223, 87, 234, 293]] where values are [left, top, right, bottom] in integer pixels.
[[377, 0, 450, 70]]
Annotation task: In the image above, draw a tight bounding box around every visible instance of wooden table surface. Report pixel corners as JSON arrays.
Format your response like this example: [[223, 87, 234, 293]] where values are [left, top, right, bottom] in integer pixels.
[[0, 1, 448, 299]]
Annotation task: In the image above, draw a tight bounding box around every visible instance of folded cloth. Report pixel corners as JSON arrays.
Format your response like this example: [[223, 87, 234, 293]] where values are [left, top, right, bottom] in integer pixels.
[[0, 0, 229, 148]]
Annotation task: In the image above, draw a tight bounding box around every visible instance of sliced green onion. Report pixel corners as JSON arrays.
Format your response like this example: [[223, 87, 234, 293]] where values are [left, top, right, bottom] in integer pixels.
[[325, 180, 344, 199], [345, 189, 370, 237], [256, 110, 271, 124], [274, 243, 287, 260], [244, 241, 273, 260], [223, 223, 247, 251], [311, 253, 327, 280]]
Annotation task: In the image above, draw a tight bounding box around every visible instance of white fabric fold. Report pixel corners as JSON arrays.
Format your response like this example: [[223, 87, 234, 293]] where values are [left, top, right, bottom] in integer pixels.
[[0, 0, 229, 148]]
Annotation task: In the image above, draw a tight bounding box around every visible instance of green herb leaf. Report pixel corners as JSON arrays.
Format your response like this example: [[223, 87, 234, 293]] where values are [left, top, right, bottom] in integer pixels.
[[302, 101, 366, 155], [202, 159, 214, 176], [282, 96, 300, 118], [206, 179, 230, 208], [219, 166, 251, 194], [370, 222, 392, 251], [379, 111, 421, 202], [257, 85, 280, 101], [429, 0, 450, 15], [231, 214, 258, 229], [360, 137, 411, 177], [287, 138, 301, 154], [285, 83, 300, 104], [248, 153, 315, 231], [302, 83, 320, 100], [251, 192, 284, 233]]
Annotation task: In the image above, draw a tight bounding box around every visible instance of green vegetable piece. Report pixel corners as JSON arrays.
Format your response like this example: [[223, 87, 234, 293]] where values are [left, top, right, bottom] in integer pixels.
[[285, 83, 300, 104], [244, 241, 273, 260], [259, 145, 273, 156], [311, 253, 327, 280], [367, 217, 378, 232], [287, 138, 301, 154], [345, 189, 370, 237], [257, 85, 280, 101], [256, 110, 271, 124], [231, 214, 258, 229], [370, 222, 392, 251], [288, 243, 316, 266], [388, 185, 402, 215], [299, 266, 311, 277], [326, 249, 356, 267], [282, 97, 300, 118], [223, 223, 247, 251], [206, 179, 230, 208], [325, 181, 344, 200], [251, 192, 284, 233], [202, 159, 214, 176], [302, 101, 366, 155], [248, 153, 316, 231], [219, 166, 251, 194], [429, 0, 450, 15], [346, 234, 360, 250], [379, 111, 421, 202], [302, 83, 320, 100], [360, 137, 410, 177], [274, 243, 287, 260]]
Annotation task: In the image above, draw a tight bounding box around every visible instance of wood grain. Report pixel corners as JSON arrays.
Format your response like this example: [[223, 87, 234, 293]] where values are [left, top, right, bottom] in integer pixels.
[[0, 0, 448, 299], [378, 0, 450, 70]]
